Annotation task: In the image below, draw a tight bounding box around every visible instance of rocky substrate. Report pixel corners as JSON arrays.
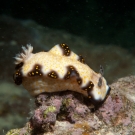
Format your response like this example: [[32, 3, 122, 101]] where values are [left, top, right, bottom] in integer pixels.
[[6, 76, 135, 135], [1, 15, 135, 134]]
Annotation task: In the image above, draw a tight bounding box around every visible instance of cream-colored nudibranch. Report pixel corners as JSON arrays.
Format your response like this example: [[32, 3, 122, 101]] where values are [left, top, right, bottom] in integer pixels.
[[13, 43, 111, 105]]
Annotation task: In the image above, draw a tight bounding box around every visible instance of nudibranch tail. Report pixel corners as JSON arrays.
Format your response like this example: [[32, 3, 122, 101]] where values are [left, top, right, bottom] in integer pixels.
[[13, 43, 111, 106], [14, 44, 33, 64]]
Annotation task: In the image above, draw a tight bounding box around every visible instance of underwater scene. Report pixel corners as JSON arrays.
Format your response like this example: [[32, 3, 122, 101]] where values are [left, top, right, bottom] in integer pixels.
[[0, 0, 135, 135]]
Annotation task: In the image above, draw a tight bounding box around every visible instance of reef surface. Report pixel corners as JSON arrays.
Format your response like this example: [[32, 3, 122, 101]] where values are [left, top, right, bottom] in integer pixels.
[[6, 76, 135, 135], [0, 15, 135, 134]]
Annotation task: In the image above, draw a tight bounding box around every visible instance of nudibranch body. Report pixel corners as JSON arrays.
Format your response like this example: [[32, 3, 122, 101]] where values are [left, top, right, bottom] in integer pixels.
[[13, 44, 111, 105]]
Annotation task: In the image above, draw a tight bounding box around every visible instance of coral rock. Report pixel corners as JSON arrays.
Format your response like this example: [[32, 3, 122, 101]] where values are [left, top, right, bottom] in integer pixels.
[[6, 76, 135, 134]]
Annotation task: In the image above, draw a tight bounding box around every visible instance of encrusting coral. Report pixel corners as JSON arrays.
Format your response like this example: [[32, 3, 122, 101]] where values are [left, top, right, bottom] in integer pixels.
[[6, 76, 135, 135], [6, 91, 99, 135], [96, 94, 124, 124], [30, 91, 91, 134]]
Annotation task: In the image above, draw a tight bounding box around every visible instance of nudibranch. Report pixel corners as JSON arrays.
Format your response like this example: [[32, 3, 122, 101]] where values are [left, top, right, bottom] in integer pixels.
[[13, 44, 111, 105]]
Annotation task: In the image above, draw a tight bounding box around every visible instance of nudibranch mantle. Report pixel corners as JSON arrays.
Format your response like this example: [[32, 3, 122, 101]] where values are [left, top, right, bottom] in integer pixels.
[[13, 44, 111, 104]]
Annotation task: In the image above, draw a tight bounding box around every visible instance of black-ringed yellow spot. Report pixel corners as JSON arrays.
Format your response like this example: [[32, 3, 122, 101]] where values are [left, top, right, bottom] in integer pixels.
[[82, 81, 94, 98], [64, 65, 82, 86], [68, 71, 70, 74], [28, 64, 43, 77], [59, 43, 71, 56], [13, 69, 22, 85], [78, 55, 85, 64], [61, 43, 65, 47], [48, 71, 58, 79], [78, 81, 81, 84]]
